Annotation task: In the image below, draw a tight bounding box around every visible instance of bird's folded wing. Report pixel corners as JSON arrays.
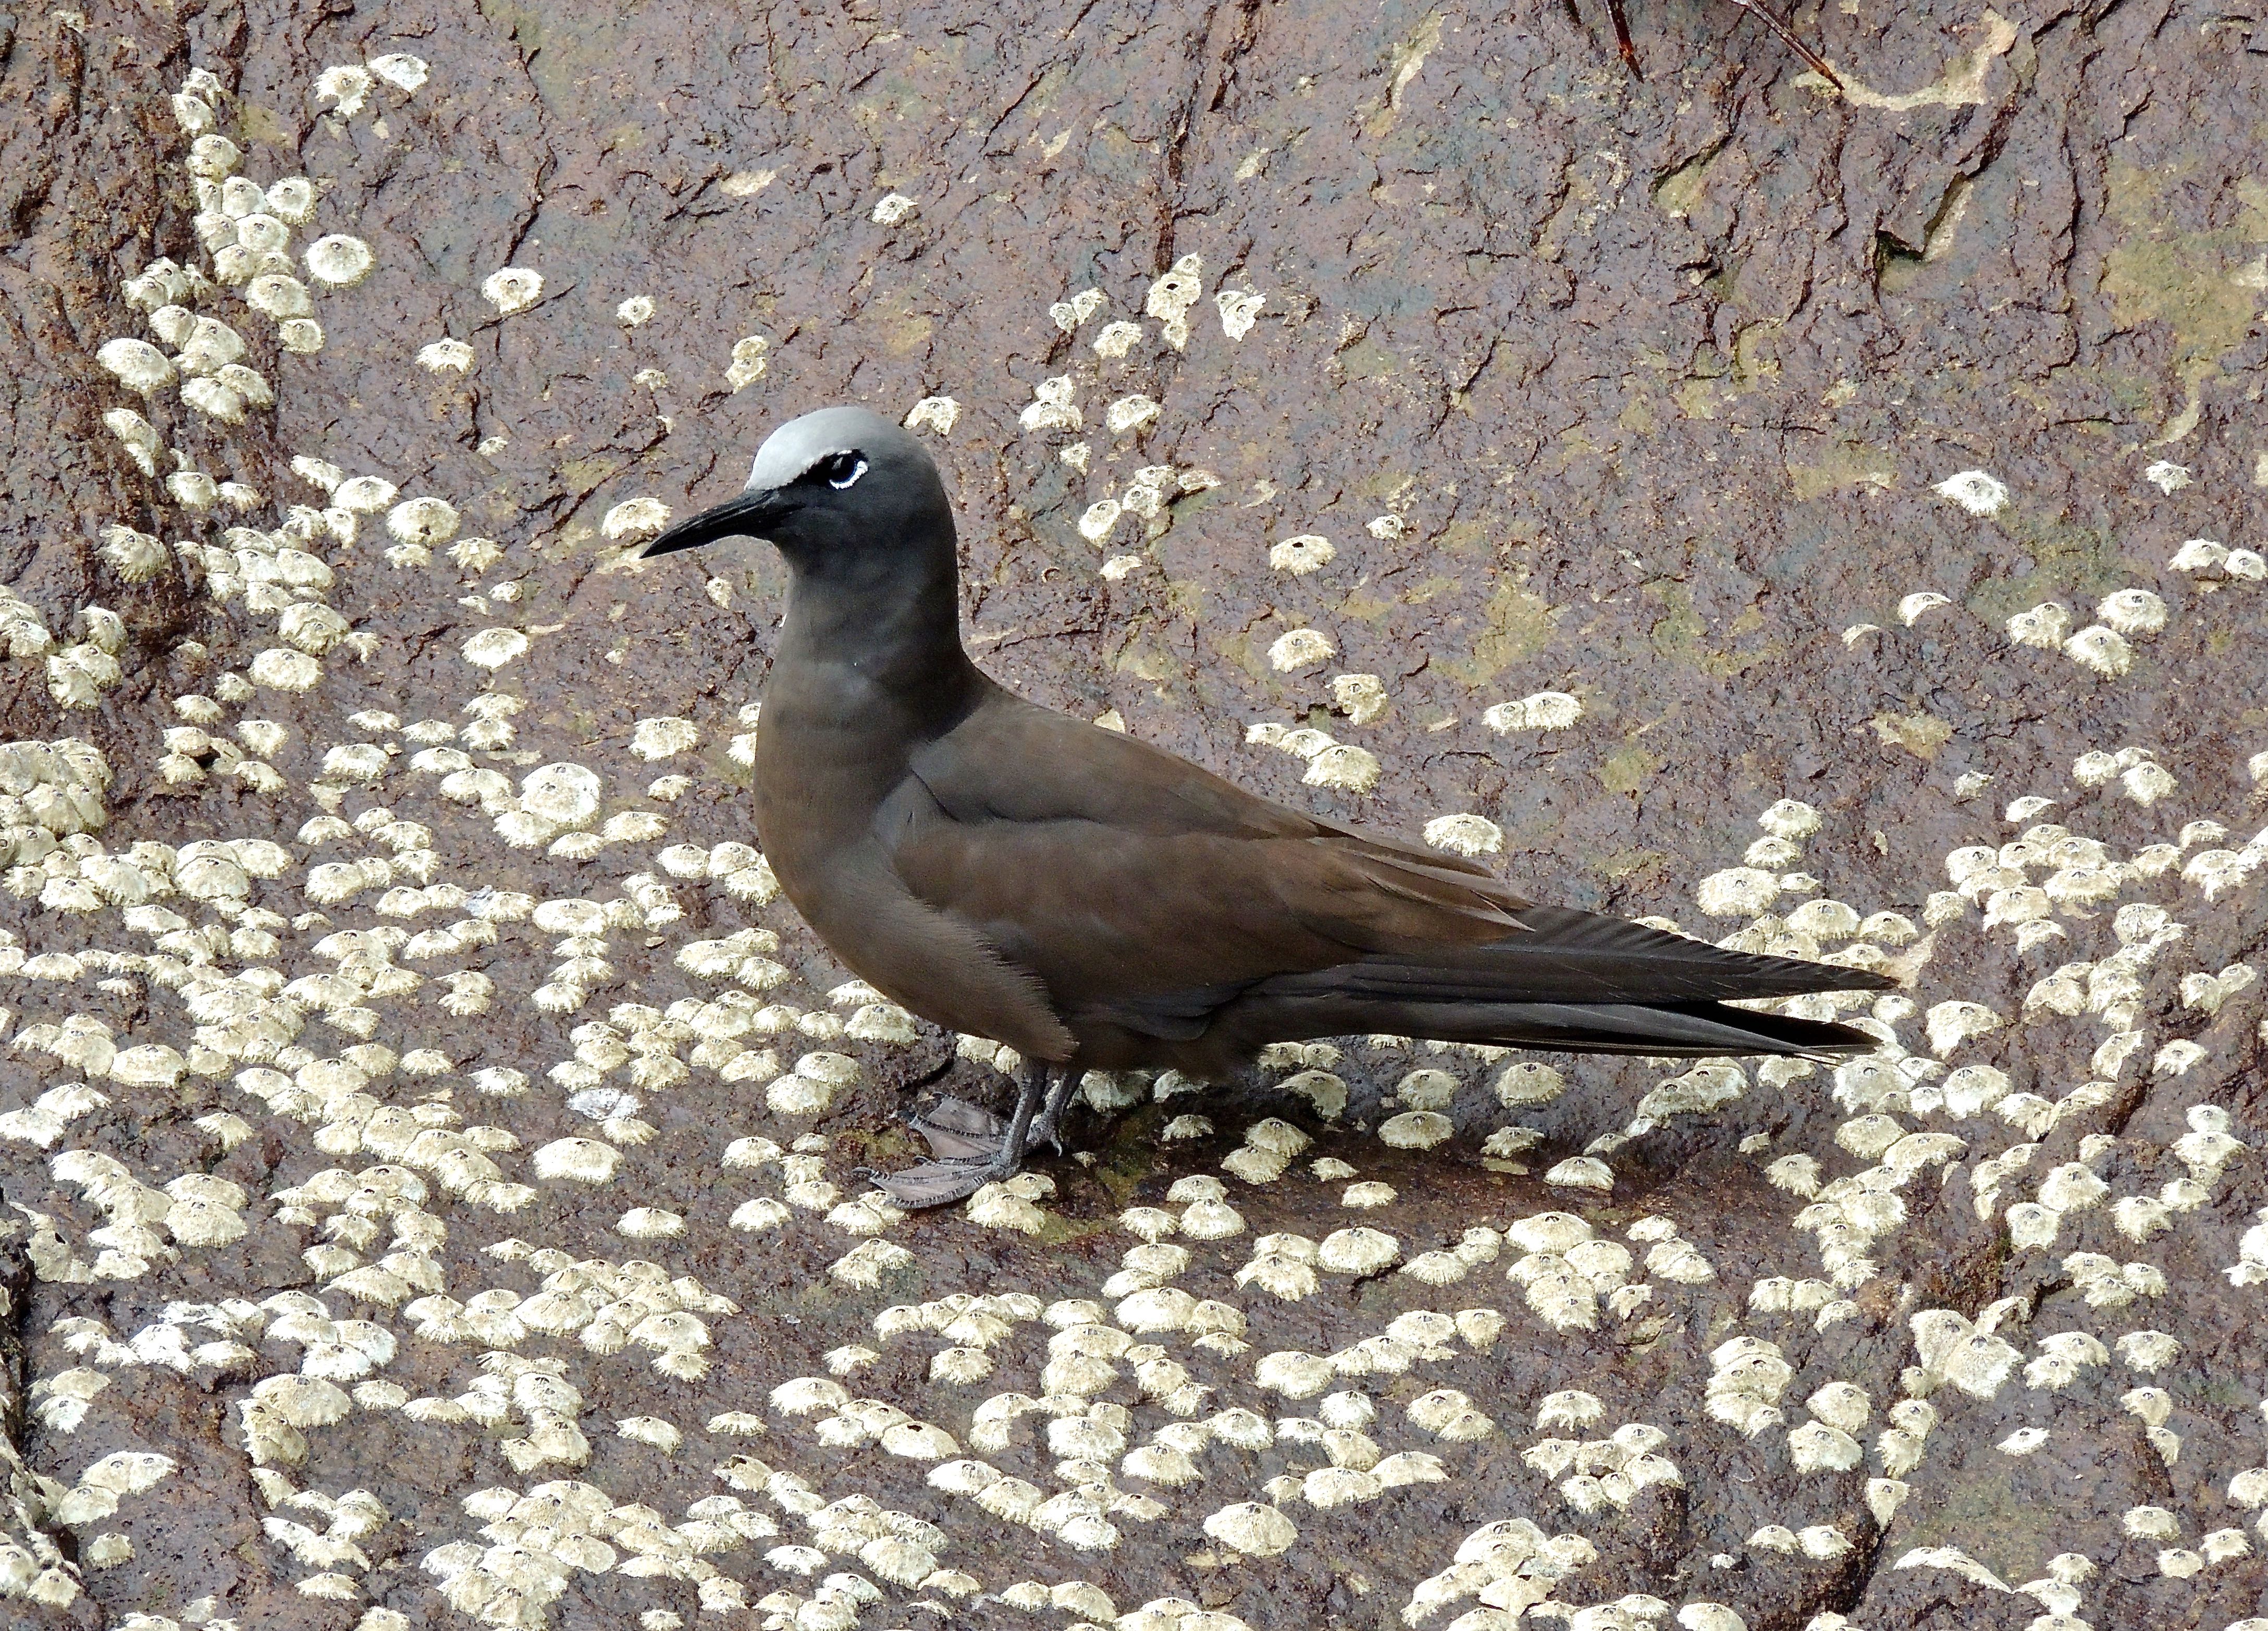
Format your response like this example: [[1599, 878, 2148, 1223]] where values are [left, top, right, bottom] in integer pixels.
[[886, 811, 1529, 1010], [908, 692, 1317, 837], [796, 834, 1078, 1061], [901, 690, 1530, 938]]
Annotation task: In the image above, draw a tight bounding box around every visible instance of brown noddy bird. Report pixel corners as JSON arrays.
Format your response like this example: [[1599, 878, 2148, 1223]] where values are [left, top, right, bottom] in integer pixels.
[[639, 405, 1895, 1206]]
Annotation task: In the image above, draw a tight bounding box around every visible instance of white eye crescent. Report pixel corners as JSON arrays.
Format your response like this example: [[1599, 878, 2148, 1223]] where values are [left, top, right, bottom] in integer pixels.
[[818, 451, 867, 489]]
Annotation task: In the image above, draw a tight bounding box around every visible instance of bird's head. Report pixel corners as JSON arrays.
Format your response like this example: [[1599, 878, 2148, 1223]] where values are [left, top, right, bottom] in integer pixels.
[[638, 405, 953, 583]]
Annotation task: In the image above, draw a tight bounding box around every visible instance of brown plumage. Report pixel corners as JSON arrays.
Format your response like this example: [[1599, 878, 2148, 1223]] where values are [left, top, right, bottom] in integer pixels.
[[640, 406, 1893, 1205]]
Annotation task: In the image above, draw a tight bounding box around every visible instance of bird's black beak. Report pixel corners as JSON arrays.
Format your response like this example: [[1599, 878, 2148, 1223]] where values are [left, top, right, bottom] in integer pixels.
[[638, 487, 794, 558]]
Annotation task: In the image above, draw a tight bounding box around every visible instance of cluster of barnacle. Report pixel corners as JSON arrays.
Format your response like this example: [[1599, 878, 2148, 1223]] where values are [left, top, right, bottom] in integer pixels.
[[1075, 462, 1222, 563], [0, 739, 113, 896], [526, 972, 872, 1135], [101, 64, 373, 447], [708, 1453, 991, 1626], [1016, 261, 1257, 570], [1925, 472, 2238, 687], [33, 603, 130, 713], [1400, 1519, 1608, 1624], [0, 575, 128, 713], [1243, 717, 1382, 796], [416, 1242, 739, 1381], [314, 51, 431, 122], [0, 1415, 85, 1603], [0, 583, 54, 658], [1238, 680, 1574, 875], [992, 1577, 1253, 1631], [1664, 563, 2267, 1609], [1517, 1389, 1685, 1519]]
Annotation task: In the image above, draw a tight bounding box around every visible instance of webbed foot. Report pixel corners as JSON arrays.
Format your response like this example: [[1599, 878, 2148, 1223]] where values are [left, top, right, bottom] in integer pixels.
[[907, 1097, 1008, 1161]]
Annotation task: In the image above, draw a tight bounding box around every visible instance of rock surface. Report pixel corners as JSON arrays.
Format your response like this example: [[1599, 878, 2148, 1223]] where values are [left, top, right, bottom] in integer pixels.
[[0, 3, 2264, 1629]]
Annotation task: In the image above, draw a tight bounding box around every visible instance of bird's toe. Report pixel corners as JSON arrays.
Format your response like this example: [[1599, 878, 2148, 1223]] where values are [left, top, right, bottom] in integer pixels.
[[870, 1158, 995, 1209]]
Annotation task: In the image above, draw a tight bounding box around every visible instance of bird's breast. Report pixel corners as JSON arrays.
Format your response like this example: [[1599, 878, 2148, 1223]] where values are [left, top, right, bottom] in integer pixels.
[[746, 674, 933, 910]]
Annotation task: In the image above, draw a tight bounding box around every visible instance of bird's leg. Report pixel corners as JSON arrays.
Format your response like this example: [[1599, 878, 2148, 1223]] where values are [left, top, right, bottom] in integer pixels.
[[1028, 1068, 1080, 1153], [983, 1059, 1049, 1178], [1724, 0, 1842, 85]]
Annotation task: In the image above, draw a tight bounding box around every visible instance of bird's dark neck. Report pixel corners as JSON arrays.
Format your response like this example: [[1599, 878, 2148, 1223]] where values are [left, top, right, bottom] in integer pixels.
[[774, 553, 982, 725]]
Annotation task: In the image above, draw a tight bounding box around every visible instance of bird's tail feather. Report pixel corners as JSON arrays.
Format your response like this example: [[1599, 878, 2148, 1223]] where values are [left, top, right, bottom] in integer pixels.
[[1092, 904, 1896, 1060], [1296, 905, 1900, 1007]]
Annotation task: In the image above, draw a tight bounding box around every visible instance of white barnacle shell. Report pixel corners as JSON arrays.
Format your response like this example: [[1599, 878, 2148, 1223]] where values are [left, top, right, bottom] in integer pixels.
[[261, 175, 315, 222], [1092, 319, 1145, 359], [369, 52, 429, 91], [1316, 1227, 1399, 1274], [1925, 1000, 2002, 1056], [1105, 394, 1161, 434], [416, 338, 473, 373], [2121, 759, 2177, 805], [1049, 288, 1107, 330], [304, 235, 375, 287], [1755, 798, 1821, 838], [1202, 1502, 1297, 1558], [1269, 534, 1334, 575], [2005, 602, 2072, 649], [630, 717, 699, 760], [214, 362, 273, 410], [1303, 744, 1379, 794], [1378, 1111, 1451, 1149], [1484, 690, 1584, 732], [1075, 498, 1124, 545], [2097, 588, 2167, 635], [187, 133, 241, 178], [461, 627, 529, 670], [1505, 1212, 1592, 1257], [2062, 624, 2132, 677], [531, 1138, 621, 1184], [249, 647, 323, 692], [103, 406, 159, 473], [329, 476, 397, 515], [1217, 287, 1265, 339], [247, 274, 314, 320], [603, 497, 673, 541], [97, 337, 176, 392], [388, 497, 459, 546], [482, 267, 544, 314], [1495, 1061, 1567, 1109], [1423, 814, 1502, 856], [100, 523, 167, 581], [1267, 627, 1335, 673], [1545, 1156, 1614, 1192], [720, 333, 773, 391], [1934, 470, 2009, 516], [903, 395, 959, 434], [2143, 459, 2191, 493], [315, 63, 374, 113], [1019, 373, 1081, 432], [617, 1207, 685, 1240], [1697, 867, 1780, 916]]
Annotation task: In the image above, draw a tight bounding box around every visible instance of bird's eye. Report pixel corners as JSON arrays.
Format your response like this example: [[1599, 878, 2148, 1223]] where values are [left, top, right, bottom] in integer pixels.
[[815, 451, 867, 490]]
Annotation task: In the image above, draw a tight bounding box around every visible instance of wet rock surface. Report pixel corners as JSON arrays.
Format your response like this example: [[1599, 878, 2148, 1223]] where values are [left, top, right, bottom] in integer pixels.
[[0, 2, 2265, 1629]]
